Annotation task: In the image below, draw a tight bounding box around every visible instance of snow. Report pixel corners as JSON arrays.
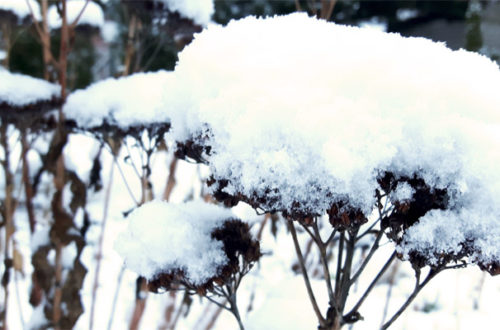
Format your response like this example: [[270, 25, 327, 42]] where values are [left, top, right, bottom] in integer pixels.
[[396, 8, 419, 21], [115, 200, 234, 284], [64, 70, 173, 128], [0, 0, 41, 21], [159, 0, 214, 26], [0, 70, 60, 107], [101, 21, 119, 43], [392, 182, 415, 202], [358, 16, 388, 32], [48, 0, 104, 30], [165, 13, 500, 267]]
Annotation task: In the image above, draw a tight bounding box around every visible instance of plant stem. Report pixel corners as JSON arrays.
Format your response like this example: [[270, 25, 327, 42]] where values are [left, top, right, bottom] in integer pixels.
[[344, 251, 396, 322], [287, 220, 326, 327], [381, 267, 441, 329], [89, 161, 115, 330]]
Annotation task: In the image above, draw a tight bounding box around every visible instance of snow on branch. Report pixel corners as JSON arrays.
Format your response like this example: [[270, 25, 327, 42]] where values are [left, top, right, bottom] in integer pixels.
[[166, 13, 500, 273], [0, 69, 61, 121], [0, 0, 41, 23], [115, 200, 260, 291], [48, 0, 104, 30], [64, 70, 173, 133], [157, 0, 214, 27]]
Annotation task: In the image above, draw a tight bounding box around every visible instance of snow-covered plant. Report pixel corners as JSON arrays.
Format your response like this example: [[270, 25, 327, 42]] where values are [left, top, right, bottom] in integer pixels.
[[117, 200, 260, 330], [150, 13, 499, 329]]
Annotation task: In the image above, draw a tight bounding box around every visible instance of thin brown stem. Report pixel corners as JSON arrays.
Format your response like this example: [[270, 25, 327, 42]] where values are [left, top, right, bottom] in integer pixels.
[[381, 267, 442, 329], [89, 161, 115, 330], [312, 222, 335, 303], [162, 157, 177, 201], [20, 131, 36, 233], [349, 229, 384, 286], [288, 220, 326, 327], [344, 252, 396, 321], [107, 264, 126, 330], [0, 124, 15, 330], [69, 0, 91, 30]]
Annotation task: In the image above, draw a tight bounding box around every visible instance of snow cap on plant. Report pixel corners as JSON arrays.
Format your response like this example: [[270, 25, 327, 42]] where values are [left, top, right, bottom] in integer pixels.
[[165, 13, 500, 274], [115, 200, 261, 293]]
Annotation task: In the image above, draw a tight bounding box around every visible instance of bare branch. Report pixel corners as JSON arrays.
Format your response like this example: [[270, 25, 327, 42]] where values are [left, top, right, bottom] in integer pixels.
[[288, 220, 326, 326]]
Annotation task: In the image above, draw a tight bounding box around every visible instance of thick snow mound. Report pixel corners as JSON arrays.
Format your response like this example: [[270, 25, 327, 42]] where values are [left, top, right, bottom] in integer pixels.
[[167, 13, 500, 267], [159, 0, 214, 26], [48, 0, 104, 29], [0, 70, 60, 107], [0, 0, 41, 21], [64, 70, 173, 128], [115, 200, 233, 284]]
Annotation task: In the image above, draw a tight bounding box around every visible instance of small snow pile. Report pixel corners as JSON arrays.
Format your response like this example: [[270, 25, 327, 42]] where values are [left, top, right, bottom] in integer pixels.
[[64, 70, 173, 128], [48, 0, 104, 30], [166, 13, 500, 269], [0, 0, 41, 22], [115, 200, 233, 284], [0, 70, 60, 107], [159, 0, 214, 26], [392, 182, 415, 203]]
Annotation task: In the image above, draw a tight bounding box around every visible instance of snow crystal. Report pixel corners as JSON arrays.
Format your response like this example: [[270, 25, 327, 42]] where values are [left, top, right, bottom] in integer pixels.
[[0, 70, 60, 107], [115, 200, 233, 284], [0, 0, 41, 22], [48, 0, 104, 30], [165, 13, 500, 266], [392, 182, 415, 202], [159, 0, 214, 26], [64, 70, 173, 128]]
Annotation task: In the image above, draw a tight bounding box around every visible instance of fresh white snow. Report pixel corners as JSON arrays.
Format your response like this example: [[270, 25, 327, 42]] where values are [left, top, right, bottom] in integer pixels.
[[165, 13, 500, 267], [0, 70, 60, 107], [48, 0, 104, 30], [0, 0, 41, 22], [64, 70, 173, 128], [159, 0, 214, 26], [115, 200, 233, 284]]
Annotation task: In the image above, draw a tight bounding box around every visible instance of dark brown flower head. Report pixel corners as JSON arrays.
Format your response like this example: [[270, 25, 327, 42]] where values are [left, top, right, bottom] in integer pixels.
[[147, 218, 261, 294], [327, 201, 367, 231]]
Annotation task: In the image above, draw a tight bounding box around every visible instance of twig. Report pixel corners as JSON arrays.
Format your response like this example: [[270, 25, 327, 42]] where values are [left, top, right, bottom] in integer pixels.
[[287, 220, 326, 327], [162, 157, 178, 201], [311, 221, 335, 303], [205, 296, 230, 311], [1, 124, 15, 329], [14, 268, 25, 329], [107, 264, 126, 330], [381, 267, 442, 329], [69, 0, 91, 30], [380, 262, 399, 327], [204, 303, 225, 330], [349, 230, 384, 286], [89, 161, 115, 330], [344, 251, 396, 320], [113, 157, 139, 205]]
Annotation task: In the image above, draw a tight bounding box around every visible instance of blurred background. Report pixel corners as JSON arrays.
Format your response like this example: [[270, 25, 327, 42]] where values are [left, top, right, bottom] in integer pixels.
[[3, 0, 499, 89]]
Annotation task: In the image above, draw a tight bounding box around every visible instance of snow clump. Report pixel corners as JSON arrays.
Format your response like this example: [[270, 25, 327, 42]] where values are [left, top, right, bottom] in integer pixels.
[[48, 0, 104, 30], [115, 200, 234, 284], [166, 13, 500, 268], [64, 70, 173, 128], [0, 70, 60, 107], [0, 0, 41, 22], [159, 0, 214, 26]]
